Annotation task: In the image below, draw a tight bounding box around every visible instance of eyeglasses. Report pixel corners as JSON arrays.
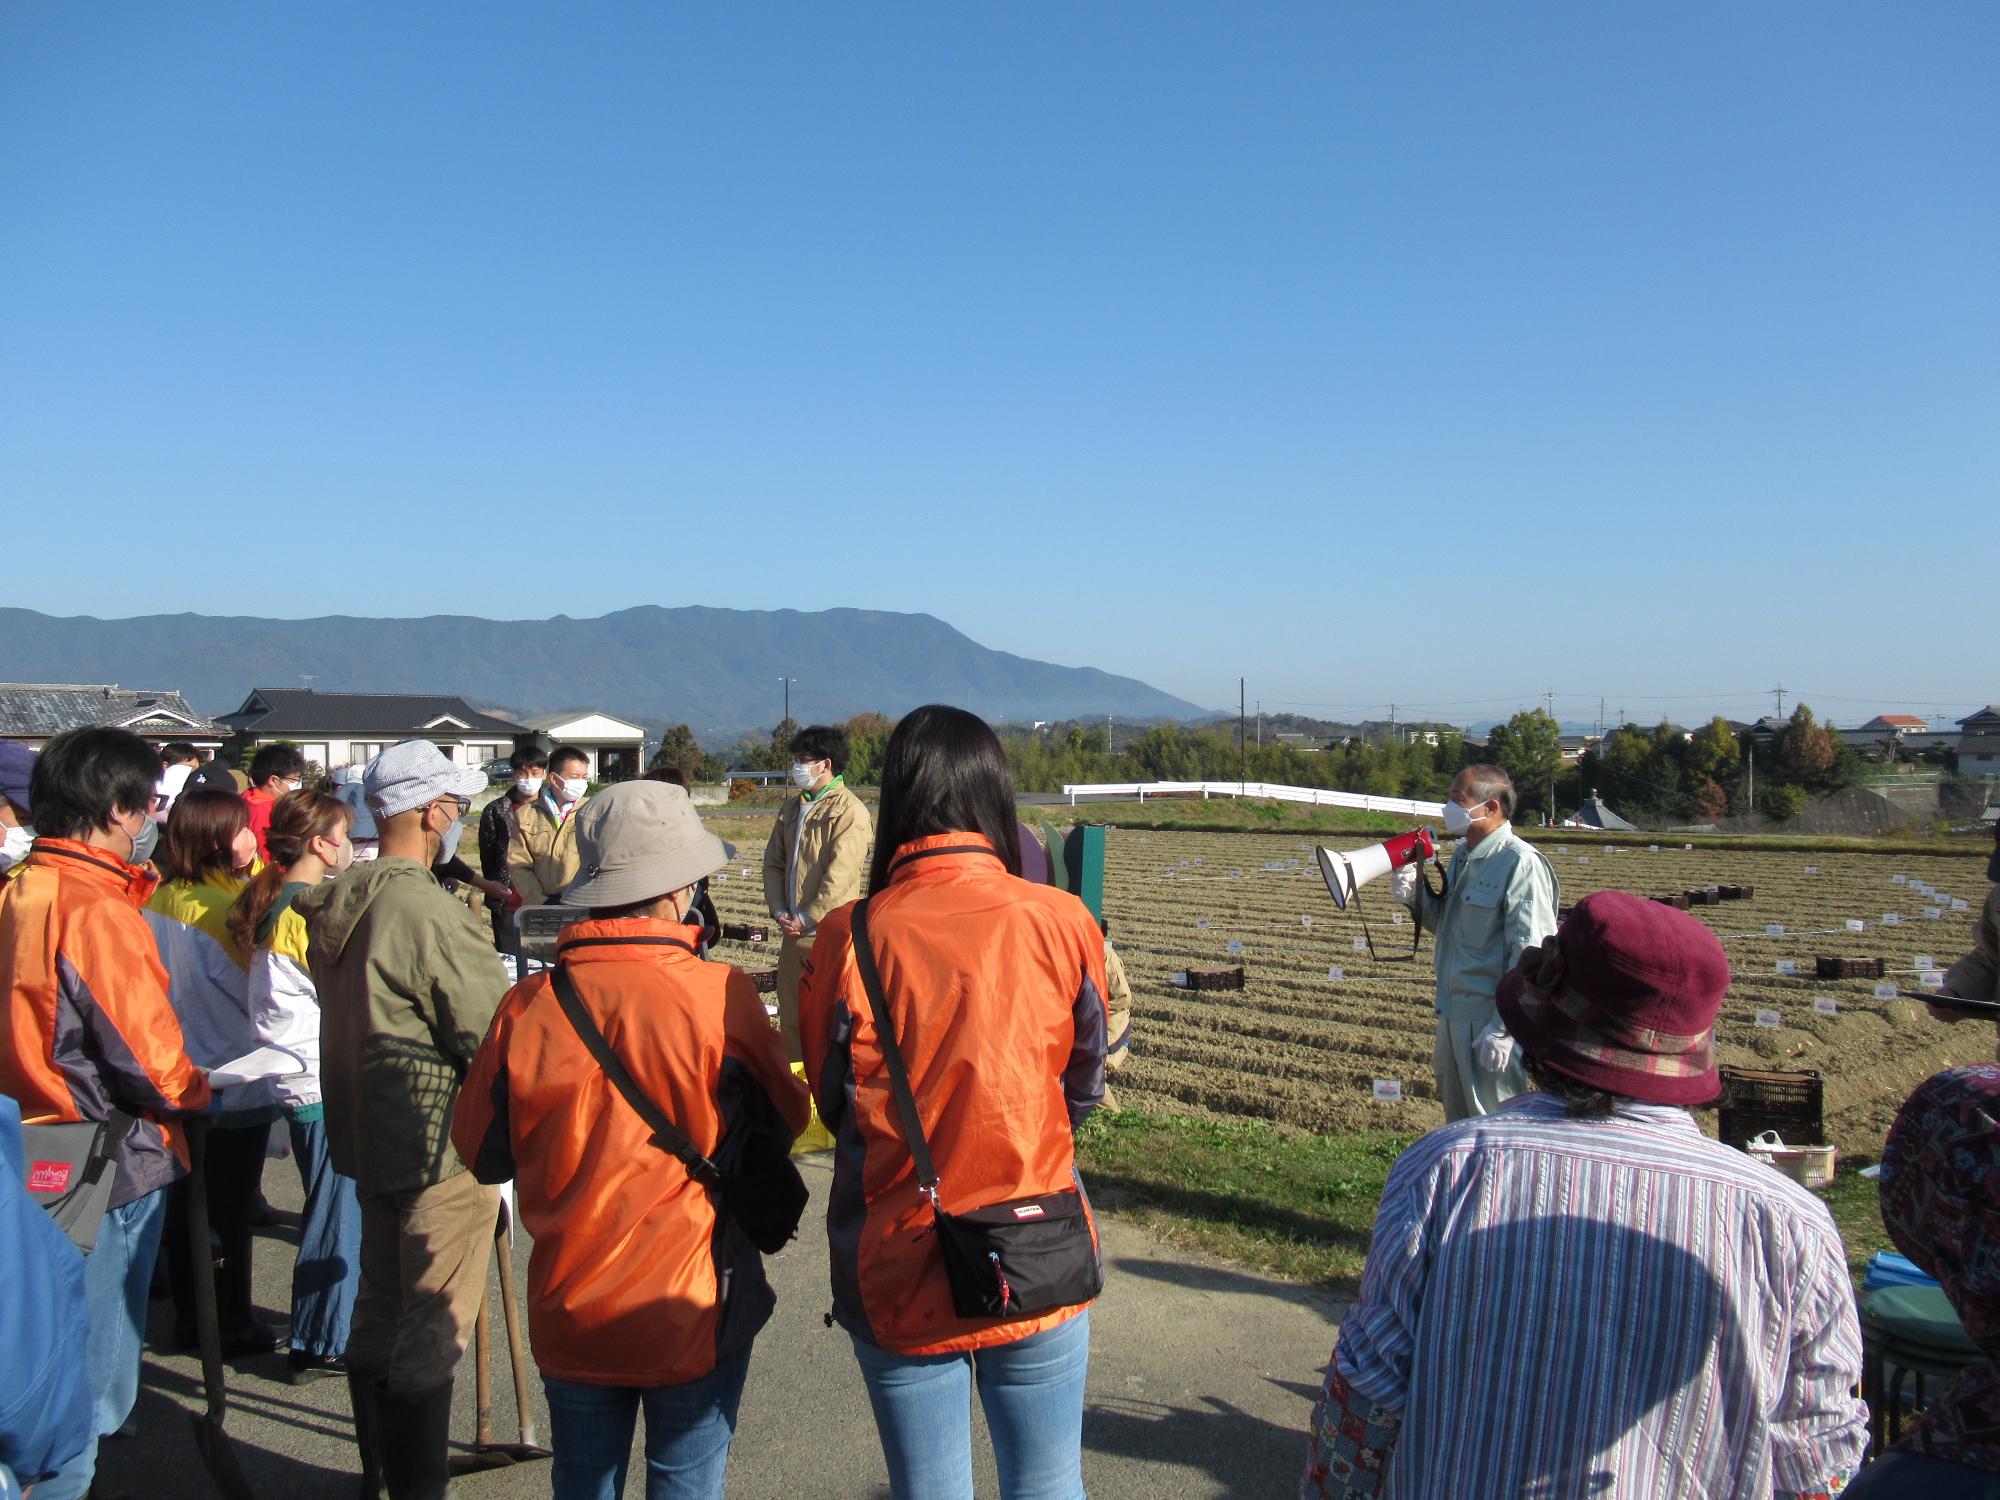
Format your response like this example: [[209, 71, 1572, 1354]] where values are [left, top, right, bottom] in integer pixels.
[[435, 796, 472, 818]]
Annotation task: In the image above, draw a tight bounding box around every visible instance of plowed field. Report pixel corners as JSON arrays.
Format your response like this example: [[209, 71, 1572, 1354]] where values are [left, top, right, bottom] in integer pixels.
[[701, 822, 1993, 1155]]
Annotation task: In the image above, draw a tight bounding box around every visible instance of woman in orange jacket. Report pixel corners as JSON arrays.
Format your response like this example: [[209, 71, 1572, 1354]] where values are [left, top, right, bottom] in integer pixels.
[[452, 779, 809, 1500], [801, 704, 1109, 1500]]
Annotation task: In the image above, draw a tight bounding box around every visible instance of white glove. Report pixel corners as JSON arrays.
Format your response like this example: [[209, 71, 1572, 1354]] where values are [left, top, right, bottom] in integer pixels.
[[1389, 865, 1419, 909], [1474, 1020, 1516, 1074]]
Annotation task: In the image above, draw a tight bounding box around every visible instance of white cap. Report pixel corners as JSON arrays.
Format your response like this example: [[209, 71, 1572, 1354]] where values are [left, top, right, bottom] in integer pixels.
[[363, 740, 486, 821]]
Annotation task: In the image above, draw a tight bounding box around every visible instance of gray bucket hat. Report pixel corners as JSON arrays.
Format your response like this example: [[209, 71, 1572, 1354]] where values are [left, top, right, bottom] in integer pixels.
[[562, 780, 733, 909]]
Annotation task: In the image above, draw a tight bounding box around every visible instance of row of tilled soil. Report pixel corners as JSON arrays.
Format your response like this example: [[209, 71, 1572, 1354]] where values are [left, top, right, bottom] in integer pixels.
[[699, 823, 1992, 1153]]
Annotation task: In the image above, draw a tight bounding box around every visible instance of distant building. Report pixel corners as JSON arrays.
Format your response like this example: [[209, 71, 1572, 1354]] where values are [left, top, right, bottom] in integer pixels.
[[517, 709, 649, 783], [0, 682, 228, 757], [217, 688, 528, 771], [1564, 794, 1637, 832], [1955, 707, 2000, 777], [1854, 714, 1930, 736], [1556, 734, 1602, 763]]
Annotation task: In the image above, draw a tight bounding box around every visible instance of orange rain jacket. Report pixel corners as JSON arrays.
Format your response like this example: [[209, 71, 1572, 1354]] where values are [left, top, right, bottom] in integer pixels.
[[0, 840, 214, 1206], [800, 832, 1109, 1356], [450, 919, 810, 1388]]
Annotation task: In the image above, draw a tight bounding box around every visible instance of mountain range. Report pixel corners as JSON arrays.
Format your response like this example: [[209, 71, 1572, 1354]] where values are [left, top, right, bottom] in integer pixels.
[[0, 606, 1211, 741]]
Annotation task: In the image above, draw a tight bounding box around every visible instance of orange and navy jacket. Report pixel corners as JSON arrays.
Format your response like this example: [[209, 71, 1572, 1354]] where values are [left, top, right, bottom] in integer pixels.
[[0, 840, 214, 1206], [801, 832, 1109, 1355], [450, 918, 810, 1388]]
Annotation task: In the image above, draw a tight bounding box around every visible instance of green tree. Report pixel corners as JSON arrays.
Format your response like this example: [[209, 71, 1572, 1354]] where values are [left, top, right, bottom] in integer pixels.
[[1685, 717, 1740, 784], [650, 724, 702, 776], [1484, 709, 1563, 820], [770, 717, 800, 762], [1776, 704, 1838, 786]]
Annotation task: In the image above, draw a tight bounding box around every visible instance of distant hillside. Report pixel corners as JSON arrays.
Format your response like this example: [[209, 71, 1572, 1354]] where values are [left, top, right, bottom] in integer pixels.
[[0, 606, 1212, 741]]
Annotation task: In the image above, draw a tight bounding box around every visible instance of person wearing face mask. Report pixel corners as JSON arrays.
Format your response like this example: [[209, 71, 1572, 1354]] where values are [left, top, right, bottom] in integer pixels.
[[477, 743, 547, 953], [243, 743, 309, 863], [0, 740, 37, 875], [228, 790, 363, 1384], [144, 788, 285, 1356], [508, 744, 592, 913], [0, 727, 214, 1500], [762, 725, 872, 1063], [451, 781, 808, 1500], [294, 739, 504, 1500], [1390, 763, 1560, 1122]]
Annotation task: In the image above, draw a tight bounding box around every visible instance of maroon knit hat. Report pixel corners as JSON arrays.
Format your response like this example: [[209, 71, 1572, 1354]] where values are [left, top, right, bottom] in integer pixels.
[[1496, 889, 1731, 1106]]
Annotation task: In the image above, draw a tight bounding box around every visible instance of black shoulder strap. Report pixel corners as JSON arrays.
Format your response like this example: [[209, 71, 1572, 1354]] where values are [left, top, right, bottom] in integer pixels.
[[549, 963, 720, 1186], [849, 900, 939, 1201]]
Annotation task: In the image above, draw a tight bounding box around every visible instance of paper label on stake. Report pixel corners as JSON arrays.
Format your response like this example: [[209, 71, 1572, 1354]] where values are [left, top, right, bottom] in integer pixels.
[[1649, 844, 1660, 853], [1372, 1080, 1403, 1103], [1776, 960, 1797, 976], [1326, 966, 1343, 982], [1875, 983, 1899, 1000], [1921, 970, 1945, 990], [1766, 923, 1785, 936], [1300, 914, 1313, 930], [1846, 918, 1866, 932], [1926, 907, 1944, 920], [1893, 874, 1908, 885], [1225, 939, 1244, 955], [1684, 844, 1694, 850], [1805, 866, 1819, 874], [1957, 899, 1971, 911], [1231, 870, 1241, 880], [1754, 1009, 1782, 1030], [1915, 955, 1934, 971], [1884, 913, 1901, 926], [1353, 937, 1370, 952], [1814, 996, 1838, 1016], [1578, 856, 1591, 866], [1194, 918, 1209, 929], [715, 873, 727, 883], [1171, 971, 1189, 988]]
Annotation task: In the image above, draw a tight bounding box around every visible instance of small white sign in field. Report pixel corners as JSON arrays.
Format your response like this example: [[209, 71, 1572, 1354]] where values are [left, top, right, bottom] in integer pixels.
[[1372, 1079, 1403, 1103], [1755, 1010, 1782, 1030]]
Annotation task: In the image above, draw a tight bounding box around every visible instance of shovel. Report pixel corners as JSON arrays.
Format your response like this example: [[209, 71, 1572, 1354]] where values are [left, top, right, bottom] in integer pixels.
[[184, 1119, 258, 1500], [449, 1217, 552, 1473]]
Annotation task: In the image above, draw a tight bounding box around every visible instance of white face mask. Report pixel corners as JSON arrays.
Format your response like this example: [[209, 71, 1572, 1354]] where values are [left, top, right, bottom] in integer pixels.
[[125, 812, 161, 867], [0, 823, 32, 870], [515, 776, 545, 799], [352, 839, 380, 863], [789, 761, 818, 791], [285, 778, 304, 793], [554, 774, 587, 804], [1442, 799, 1490, 836]]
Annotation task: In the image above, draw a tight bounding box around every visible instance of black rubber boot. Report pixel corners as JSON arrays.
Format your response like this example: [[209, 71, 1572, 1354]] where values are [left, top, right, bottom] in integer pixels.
[[218, 1238, 285, 1354], [346, 1370, 385, 1500], [372, 1381, 454, 1500]]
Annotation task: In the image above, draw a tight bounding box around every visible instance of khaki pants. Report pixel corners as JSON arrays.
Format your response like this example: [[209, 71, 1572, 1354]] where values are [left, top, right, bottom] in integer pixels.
[[1433, 1010, 1528, 1123], [777, 933, 808, 1065], [349, 1171, 499, 1395]]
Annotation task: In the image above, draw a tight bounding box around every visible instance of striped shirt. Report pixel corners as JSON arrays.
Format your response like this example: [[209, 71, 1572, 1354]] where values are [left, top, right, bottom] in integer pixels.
[[1336, 1093, 1867, 1499]]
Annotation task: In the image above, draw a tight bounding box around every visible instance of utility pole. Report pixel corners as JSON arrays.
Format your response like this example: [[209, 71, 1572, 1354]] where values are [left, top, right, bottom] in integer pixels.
[[1106, 714, 1113, 755], [300, 674, 317, 691], [1596, 697, 1605, 738], [1388, 701, 1397, 742], [1747, 740, 1756, 813], [1772, 683, 1787, 718], [1256, 699, 1262, 747], [1543, 690, 1557, 722], [1239, 678, 1247, 794], [779, 676, 795, 729]]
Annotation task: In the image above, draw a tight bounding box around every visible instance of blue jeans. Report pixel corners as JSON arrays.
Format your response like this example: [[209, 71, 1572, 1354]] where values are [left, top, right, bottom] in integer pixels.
[[851, 1311, 1091, 1500], [542, 1345, 752, 1500], [33, 1189, 169, 1500], [287, 1113, 360, 1358]]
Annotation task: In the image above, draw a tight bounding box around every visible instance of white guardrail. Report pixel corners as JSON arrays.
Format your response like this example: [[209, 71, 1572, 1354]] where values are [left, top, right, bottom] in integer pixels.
[[1057, 780, 1447, 818]]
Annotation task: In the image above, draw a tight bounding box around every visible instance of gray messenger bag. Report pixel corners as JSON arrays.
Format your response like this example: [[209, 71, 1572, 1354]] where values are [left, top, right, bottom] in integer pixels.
[[20, 1111, 136, 1252]]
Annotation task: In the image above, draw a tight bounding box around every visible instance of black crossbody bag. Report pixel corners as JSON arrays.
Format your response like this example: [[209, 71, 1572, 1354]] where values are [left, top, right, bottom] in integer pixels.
[[851, 898, 1102, 1321], [550, 963, 808, 1256]]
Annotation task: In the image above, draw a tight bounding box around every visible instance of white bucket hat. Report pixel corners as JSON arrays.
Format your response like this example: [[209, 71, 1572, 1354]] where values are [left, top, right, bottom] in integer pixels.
[[364, 740, 487, 821], [562, 780, 733, 909]]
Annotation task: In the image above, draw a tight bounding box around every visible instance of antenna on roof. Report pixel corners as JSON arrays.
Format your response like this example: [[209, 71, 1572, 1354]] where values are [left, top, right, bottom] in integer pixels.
[[300, 675, 318, 691]]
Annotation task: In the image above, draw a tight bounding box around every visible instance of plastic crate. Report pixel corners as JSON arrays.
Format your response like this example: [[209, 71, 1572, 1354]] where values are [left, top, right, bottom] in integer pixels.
[[1817, 956, 1884, 980], [1717, 1067, 1824, 1150]]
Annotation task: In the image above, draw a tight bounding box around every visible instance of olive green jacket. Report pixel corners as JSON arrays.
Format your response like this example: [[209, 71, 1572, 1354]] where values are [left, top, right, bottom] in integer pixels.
[[297, 857, 507, 1194]]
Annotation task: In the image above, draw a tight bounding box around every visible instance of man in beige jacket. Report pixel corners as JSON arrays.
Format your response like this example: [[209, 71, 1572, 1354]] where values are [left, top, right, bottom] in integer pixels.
[[763, 724, 872, 1061], [508, 744, 591, 908]]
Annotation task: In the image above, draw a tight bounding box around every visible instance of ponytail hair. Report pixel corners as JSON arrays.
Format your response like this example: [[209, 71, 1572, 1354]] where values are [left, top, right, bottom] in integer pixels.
[[228, 789, 353, 951]]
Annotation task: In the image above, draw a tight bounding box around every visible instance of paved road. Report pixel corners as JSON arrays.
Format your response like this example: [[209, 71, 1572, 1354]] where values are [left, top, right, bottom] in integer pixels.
[[100, 1154, 1343, 1499]]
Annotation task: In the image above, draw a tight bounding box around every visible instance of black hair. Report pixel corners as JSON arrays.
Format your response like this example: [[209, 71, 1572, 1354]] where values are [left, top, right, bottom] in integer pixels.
[[789, 725, 849, 775], [31, 727, 163, 839], [510, 745, 550, 774], [549, 745, 590, 776], [869, 705, 1021, 891], [1523, 1051, 1621, 1118], [249, 743, 307, 785], [161, 741, 200, 766]]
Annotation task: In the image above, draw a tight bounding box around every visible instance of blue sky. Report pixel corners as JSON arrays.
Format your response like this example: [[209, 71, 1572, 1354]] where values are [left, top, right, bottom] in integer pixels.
[[3, 5, 1993, 727]]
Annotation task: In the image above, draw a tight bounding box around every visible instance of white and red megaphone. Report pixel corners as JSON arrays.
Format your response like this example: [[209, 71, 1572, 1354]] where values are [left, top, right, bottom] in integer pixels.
[[1315, 828, 1436, 911]]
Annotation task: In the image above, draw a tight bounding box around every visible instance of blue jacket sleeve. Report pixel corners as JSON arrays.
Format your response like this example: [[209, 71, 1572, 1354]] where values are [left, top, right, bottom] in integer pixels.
[[0, 1097, 93, 1484]]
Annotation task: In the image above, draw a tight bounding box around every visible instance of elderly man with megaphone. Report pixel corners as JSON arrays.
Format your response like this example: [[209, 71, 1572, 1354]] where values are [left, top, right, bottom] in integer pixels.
[[1390, 764, 1560, 1121]]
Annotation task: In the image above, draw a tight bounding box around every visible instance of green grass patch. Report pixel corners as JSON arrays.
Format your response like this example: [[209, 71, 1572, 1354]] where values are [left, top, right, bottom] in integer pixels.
[[1075, 1110, 1411, 1291], [1080, 1108, 1896, 1294]]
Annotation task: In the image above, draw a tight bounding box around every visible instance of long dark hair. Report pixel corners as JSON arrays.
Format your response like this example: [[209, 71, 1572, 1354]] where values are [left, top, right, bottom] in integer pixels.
[[869, 705, 1021, 890]]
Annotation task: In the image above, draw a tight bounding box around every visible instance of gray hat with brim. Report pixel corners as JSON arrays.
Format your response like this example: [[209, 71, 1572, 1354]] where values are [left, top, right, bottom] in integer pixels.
[[563, 780, 732, 909], [365, 740, 487, 821]]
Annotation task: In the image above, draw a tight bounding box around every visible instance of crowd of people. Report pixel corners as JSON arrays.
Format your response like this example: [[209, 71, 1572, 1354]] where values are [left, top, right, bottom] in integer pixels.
[[0, 721, 1996, 1499]]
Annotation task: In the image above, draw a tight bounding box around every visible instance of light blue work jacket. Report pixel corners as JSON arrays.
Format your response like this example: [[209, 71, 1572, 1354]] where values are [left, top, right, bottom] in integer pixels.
[[1418, 822, 1560, 1019]]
